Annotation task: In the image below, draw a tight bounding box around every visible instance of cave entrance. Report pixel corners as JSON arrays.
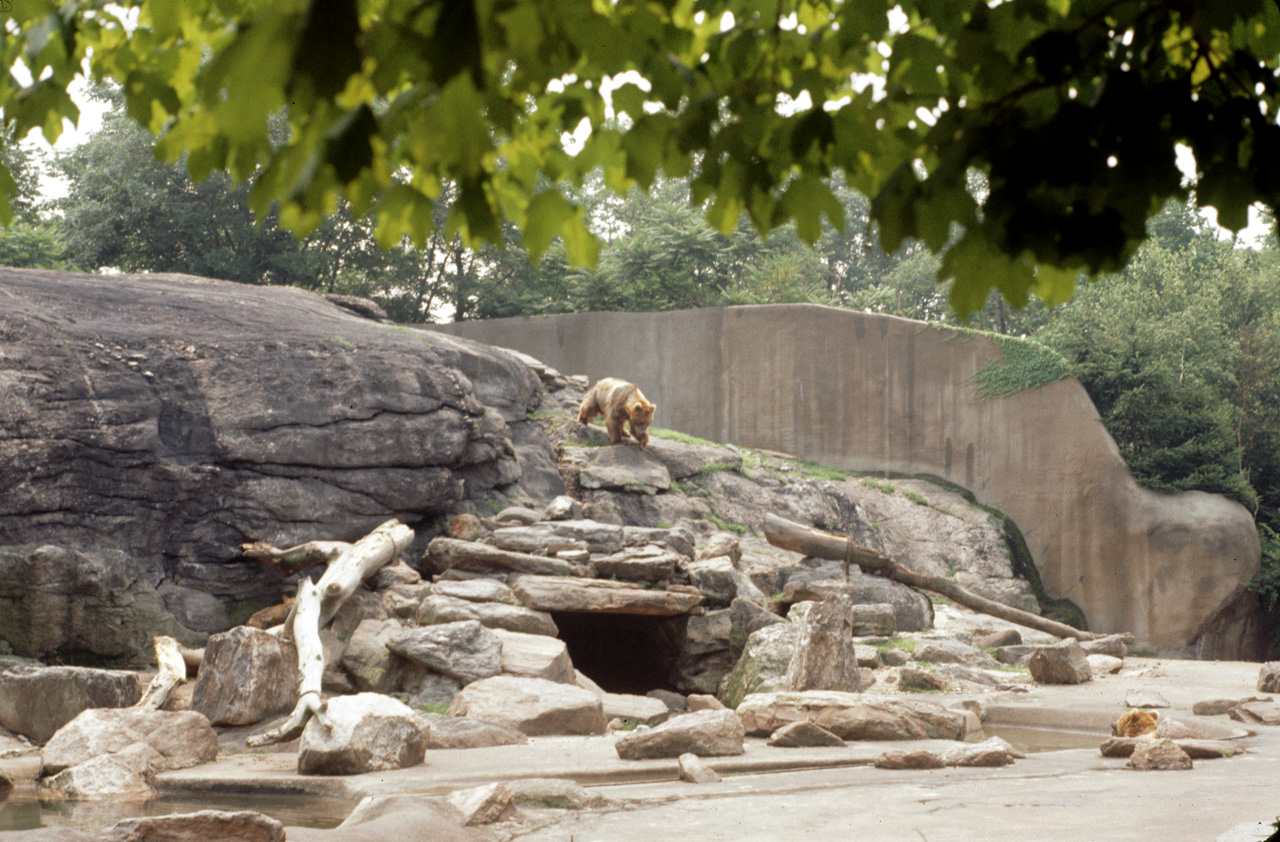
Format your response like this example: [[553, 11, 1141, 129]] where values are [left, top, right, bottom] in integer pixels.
[[552, 611, 687, 695]]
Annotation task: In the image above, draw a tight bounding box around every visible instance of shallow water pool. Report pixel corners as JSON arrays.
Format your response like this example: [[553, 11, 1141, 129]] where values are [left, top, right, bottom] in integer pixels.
[[0, 790, 354, 834]]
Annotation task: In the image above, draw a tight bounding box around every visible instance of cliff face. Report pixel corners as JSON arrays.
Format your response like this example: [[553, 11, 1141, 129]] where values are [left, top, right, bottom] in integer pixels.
[[0, 269, 558, 659], [432, 305, 1263, 654]]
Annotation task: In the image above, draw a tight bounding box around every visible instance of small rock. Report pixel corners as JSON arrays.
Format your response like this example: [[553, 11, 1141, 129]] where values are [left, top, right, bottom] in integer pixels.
[[880, 648, 911, 667], [1193, 697, 1266, 716], [766, 720, 845, 747], [974, 629, 1022, 648], [447, 782, 513, 826], [874, 749, 946, 770], [1080, 634, 1130, 658], [943, 737, 1017, 767], [432, 578, 515, 604], [1257, 662, 1280, 694], [42, 708, 218, 775], [850, 603, 896, 637], [99, 810, 285, 842], [448, 514, 486, 541], [914, 639, 998, 668], [494, 506, 542, 525], [543, 495, 583, 521], [369, 561, 422, 590], [899, 667, 947, 693], [648, 689, 689, 712], [688, 694, 727, 712], [1124, 689, 1170, 709], [492, 628, 576, 684], [696, 534, 742, 566], [507, 777, 610, 809], [1229, 700, 1280, 726], [448, 676, 606, 736], [1087, 654, 1124, 675], [1126, 738, 1192, 770], [1028, 639, 1092, 685], [678, 752, 722, 783], [602, 693, 671, 726]]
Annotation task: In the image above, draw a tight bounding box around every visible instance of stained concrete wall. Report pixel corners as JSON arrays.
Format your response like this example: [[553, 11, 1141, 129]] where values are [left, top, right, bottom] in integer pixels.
[[430, 304, 1261, 651]]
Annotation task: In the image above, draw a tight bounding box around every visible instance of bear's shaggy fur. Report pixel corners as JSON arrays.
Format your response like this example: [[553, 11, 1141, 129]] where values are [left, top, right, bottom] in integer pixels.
[[577, 377, 656, 448], [1112, 708, 1159, 738]]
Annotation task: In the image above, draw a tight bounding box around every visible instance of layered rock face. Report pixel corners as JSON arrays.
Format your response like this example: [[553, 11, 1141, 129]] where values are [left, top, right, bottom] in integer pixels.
[[0, 269, 557, 659]]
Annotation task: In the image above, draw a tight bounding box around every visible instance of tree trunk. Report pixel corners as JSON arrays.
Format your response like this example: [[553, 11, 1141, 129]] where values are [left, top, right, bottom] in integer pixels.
[[134, 636, 187, 711], [763, 513, 1099, 642]]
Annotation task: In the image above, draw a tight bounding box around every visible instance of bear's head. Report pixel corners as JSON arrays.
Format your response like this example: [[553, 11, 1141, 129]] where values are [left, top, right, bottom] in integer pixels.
[[630, 399, 655, 446]]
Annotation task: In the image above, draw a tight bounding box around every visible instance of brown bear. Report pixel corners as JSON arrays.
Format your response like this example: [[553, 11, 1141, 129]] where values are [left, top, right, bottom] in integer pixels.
[[577, 377, 656, 448], [1112, 708, 1158, 737]]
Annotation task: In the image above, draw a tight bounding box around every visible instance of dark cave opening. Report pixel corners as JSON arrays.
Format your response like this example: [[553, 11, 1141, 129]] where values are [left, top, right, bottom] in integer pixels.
[[552, 611, 687, 695]]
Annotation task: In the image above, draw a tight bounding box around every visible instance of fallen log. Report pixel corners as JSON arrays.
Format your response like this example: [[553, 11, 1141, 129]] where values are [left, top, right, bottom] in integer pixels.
[[427, 536, 595, 578], [249, 518, 414, 746], [134, 635, 187, 711], [763, 513, 1097, 642], [247, 578, 326, 747]]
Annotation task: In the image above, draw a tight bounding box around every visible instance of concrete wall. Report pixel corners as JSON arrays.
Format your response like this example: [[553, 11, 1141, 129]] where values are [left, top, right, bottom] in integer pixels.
[[430, 305, 1261, 651]]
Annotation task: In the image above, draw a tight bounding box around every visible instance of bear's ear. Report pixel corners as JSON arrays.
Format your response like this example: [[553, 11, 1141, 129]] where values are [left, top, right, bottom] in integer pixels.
[[642, 399, 655, 411]]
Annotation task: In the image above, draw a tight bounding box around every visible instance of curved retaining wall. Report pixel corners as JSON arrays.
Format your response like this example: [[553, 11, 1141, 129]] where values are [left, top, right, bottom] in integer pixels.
[[431, 305, 1261, 652]]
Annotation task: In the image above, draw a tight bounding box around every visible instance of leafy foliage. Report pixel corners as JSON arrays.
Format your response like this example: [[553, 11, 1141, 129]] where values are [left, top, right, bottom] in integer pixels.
[[5, 0, 1280, 314], [968, 333, 1073, 400]]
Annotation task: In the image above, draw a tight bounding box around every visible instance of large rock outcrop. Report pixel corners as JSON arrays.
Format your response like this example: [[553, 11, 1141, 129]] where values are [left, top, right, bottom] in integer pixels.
[[0, 269, 560, 660], [433, 306, 1262, 654]]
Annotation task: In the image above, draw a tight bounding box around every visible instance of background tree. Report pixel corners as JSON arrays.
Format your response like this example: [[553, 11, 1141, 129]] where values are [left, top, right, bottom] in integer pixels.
[[4, 0, 1280, 316]]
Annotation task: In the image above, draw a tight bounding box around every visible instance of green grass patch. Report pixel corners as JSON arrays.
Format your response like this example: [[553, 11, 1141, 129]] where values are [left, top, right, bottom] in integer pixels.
[[970, 334, 1072, 400], [704, 505, 748, 534], [904, 491, 929, 506], [648, 427, 719, 447], [388, 324, 434, 346], [861, 478, 896, 495], [875, 636, 918, 653], [792, 459, 855, 482], [697, 460, 742, 477], [414, 702, 452, 715], [327, 336, 355, 349]]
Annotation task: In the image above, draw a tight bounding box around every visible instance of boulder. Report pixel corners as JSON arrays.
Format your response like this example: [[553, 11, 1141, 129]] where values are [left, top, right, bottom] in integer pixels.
[[298, 693, 427, 775], [432, 578, 515, 604], [38, 742, 165, 801], [507, 777, 611, 809], [993, 645, 1039, 667], [1126, 738, 1193, 770], [785, 595, 862, 693], [687, 557, 740, 605], [688, 694, 728, 712], [1193, 697, 1266, 716], [0, 665, 141, 743], [849, 603, 896, 636], [387, 621, 503, 685], [369, 560, 422, 590], [615, 709, 746, 759], [190, 626, 300, 726], [766, 720, 845, 747], [490, 628, 576, 684], [511, 574, 703, 616], [574, 446, 672, 495], [718, 623, 799, 709], [678, 752, 722, 783], [99, 810, 285, 842], [398, 668, 463, 709], [736, 692, 967, 741], [42, 708, 218, 774], [1028, 639, 1092, 684], [1080, 634, 1131, 658], [447, 676, 606, 736], [729, 598, 785, 654], [417, 713, 528, 749], [340, 618, 406, 693], [0, 270, 542, 658]]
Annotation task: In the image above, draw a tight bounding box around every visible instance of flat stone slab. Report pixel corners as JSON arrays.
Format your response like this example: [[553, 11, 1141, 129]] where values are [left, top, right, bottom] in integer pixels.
[[511, 575, 703, 616]]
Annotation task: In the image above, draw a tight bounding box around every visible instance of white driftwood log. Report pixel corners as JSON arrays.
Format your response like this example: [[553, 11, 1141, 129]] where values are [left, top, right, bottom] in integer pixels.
[[249, 518, 415, 746], [134, 635, 187, 711], [246, 577, 327, 747]]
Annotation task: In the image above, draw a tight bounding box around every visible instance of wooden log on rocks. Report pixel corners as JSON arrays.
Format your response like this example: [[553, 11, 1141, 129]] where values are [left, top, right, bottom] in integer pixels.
[[248, 519, 413, 746], [763, 513, 1099, 642], [240, 539, 349, 576], [427, 537, 595, 578], [134, 636, 187, 711]]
